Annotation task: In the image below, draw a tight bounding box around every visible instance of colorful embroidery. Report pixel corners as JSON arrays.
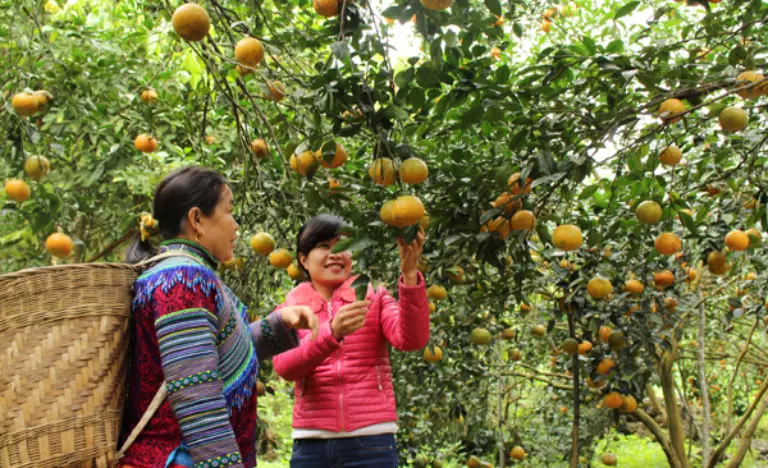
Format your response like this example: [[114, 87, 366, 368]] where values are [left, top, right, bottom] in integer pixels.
[[196, 452, 242, 468], [167, 370, 220, 394], [260, 318, 278, 349]]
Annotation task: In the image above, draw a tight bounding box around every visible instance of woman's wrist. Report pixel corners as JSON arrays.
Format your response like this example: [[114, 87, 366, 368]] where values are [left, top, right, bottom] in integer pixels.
[[402, 270, 418, 285]]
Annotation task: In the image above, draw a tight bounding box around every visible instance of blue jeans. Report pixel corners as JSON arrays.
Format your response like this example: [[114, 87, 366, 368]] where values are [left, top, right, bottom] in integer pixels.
[[290, 434, 398, 468]]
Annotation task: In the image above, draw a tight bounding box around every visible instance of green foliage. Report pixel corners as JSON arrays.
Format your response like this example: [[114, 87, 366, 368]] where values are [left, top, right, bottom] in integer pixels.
[[4, 0, 768, 466]]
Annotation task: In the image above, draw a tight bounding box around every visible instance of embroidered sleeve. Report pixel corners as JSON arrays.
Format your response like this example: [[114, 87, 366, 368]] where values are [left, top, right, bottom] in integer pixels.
[[143, 265, 244, 467], [249, 311, 299, 360]]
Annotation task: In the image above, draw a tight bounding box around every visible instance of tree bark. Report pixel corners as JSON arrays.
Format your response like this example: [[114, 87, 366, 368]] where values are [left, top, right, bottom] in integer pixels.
[[660, 348, 690, 468], [632, 409, 682, 468], [697, 303, 711, 465], [709, 377, 768, 467], [726, 316, 760, 435], [725, 395, 768, 468]]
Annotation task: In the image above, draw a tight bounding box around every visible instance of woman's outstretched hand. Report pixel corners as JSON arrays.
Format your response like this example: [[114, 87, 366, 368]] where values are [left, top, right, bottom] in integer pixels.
[[398, 226, 425, 285], [280, 305, 319, 340]]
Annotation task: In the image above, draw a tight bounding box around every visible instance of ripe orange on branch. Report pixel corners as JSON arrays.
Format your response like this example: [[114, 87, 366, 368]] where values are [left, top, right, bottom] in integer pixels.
[[399, 158, 428, 184], [5, 179, 31, 203], [658, 98, 686, 123], [655, 232, 681, 255], [552, 224, 582, 251], [134, 134, 158, 153], [11, 92, 39, 116], [234, 37, 265, 68], [171, 3, 210, 42], [46, 232, 74, 258], [725, 230, 750, 251]]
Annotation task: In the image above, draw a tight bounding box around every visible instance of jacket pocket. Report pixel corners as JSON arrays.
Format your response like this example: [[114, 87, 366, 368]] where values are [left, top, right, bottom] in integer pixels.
[[375, 366, 383, 391]]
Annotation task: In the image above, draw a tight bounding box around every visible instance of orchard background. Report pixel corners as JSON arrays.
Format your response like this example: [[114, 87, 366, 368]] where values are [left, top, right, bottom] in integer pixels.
[[3, 0, 768, 466]]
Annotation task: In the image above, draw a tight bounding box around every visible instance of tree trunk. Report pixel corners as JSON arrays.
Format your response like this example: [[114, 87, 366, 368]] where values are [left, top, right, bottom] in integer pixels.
[[709, 377, 768, 467], [632, 409, 682, 468], [697, 303, 711, 465], [725, 396, 768, 468], [660, 348, 690, 468]]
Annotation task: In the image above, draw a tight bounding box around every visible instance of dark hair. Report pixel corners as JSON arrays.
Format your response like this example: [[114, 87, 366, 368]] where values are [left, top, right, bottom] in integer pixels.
[[124, 166, 229, 264], [296, 214, 345, 278]]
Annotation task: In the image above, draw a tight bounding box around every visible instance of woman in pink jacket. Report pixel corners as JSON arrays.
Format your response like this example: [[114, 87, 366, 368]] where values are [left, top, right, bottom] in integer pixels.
[[272, 214, 430, 467]]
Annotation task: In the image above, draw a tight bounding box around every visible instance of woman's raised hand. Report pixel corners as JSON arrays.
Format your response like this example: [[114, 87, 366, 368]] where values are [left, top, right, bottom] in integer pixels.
[[280, 305, 319, 340], [398, 226, 425, 285]]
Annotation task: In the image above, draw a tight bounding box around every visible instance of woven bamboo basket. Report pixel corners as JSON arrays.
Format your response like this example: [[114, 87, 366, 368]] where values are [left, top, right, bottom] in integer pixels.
[[0, 262, 139, 468]]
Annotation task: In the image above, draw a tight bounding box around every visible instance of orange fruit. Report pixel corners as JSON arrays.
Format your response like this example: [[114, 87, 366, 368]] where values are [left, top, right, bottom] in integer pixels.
[[510, 210, 536, 231], [470, 327, 492, 345], [624, 279, 644, 295], [578, 341, 593, 355], [541, 20, 552, 33], [264, 81, 286, 102], [33, 90, 50, 107], [447, 265, 464, 283], [725, 230, 750, 251], [24, 155, 50, 181], [379, 200, 397, 226], [427, 285, 448, 301], [424, 345, 443, 363], [562, 337, 580, 355], [707, 251, 728, 275], [171, 3, 211, 42], [11, 92, 39, 116], [736, 70, 765, 99], [290, 150, 317, 176], [399, 158, 429, 184], [287, 262, 306, 281], [685, 268, 697, 282], [658, 98, 686, 123], [5, 179, 31, 203], [508, 348, 522, 361], [490, 47, 501, 60], [45, 232, 73, 258], [664, 297, 678, 310], [251, 138, 269, 159], [507, 172, 532, 194], [134, 134, 158, 153], [314, 0, 340, 17], [501, 328, 516, 340], [420, 0, 453, 10], [328, 178, 342, 191], [659, 145, 682, 166], [552, 224, 582, 251], [719, 106, 748, 132], [141, 89, 158, 103], [599, 325, 613, 343], [485, 216, 511, 239], [601, 453, 618, 466], [520, 303, 532, 314], [390, 195, 426, 228], [205, 135, 216, 145], [635, 200, 662, 224], [235, 37, 265, 68], [428, 301, 436, 314], [531, 324, 546, 337], [655, 232, 681, 255], [509, 446, 526, 460], [317, 143, 347, 169], [604, 392, 624, 409], [250, 232, 276, 255], [542, 7, 557, 19], [596, 358, 616, 375], [491, 192, 522, 215], [587, 276, 613, 299], [368, 158, 397, 185], [268, 248, 293, 269], [654, 270, 675, 288]]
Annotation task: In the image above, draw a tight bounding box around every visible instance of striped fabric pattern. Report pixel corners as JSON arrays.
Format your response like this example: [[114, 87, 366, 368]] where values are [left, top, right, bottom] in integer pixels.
[[136, 247, 257, 467]]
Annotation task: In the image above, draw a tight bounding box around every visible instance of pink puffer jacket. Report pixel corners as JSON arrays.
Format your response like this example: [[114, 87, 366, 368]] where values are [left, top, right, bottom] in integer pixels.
[[272, 273, 429, 432]]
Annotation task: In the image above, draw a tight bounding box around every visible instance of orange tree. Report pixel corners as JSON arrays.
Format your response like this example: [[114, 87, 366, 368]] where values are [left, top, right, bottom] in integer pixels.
[[2, 0, 768, 466]]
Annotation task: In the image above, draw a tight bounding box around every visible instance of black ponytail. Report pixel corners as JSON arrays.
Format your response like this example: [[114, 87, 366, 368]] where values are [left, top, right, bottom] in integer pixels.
[[124, 235, 158, 264]]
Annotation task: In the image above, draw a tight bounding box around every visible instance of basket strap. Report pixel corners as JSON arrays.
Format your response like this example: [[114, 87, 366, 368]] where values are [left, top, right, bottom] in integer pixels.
[[116, 383, 168, 460], [116, 250, 207, 459]]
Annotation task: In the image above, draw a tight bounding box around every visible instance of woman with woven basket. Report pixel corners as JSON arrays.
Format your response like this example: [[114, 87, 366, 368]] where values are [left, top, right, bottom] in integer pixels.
[[118, 166, 318, 468], [272, 214, 430, 467]]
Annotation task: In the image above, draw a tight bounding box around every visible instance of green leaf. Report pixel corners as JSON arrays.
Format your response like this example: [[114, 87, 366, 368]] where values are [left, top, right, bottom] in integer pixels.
[[331, 236, 355, 253], [347, 238, 377, 253], [352, 274, 371, 301], [678, 211, 697, 236], [484, 0, 502, 16], [331, 41, 350, 64], [614, 1, 640, 20], [513, 23, 523, 38]]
